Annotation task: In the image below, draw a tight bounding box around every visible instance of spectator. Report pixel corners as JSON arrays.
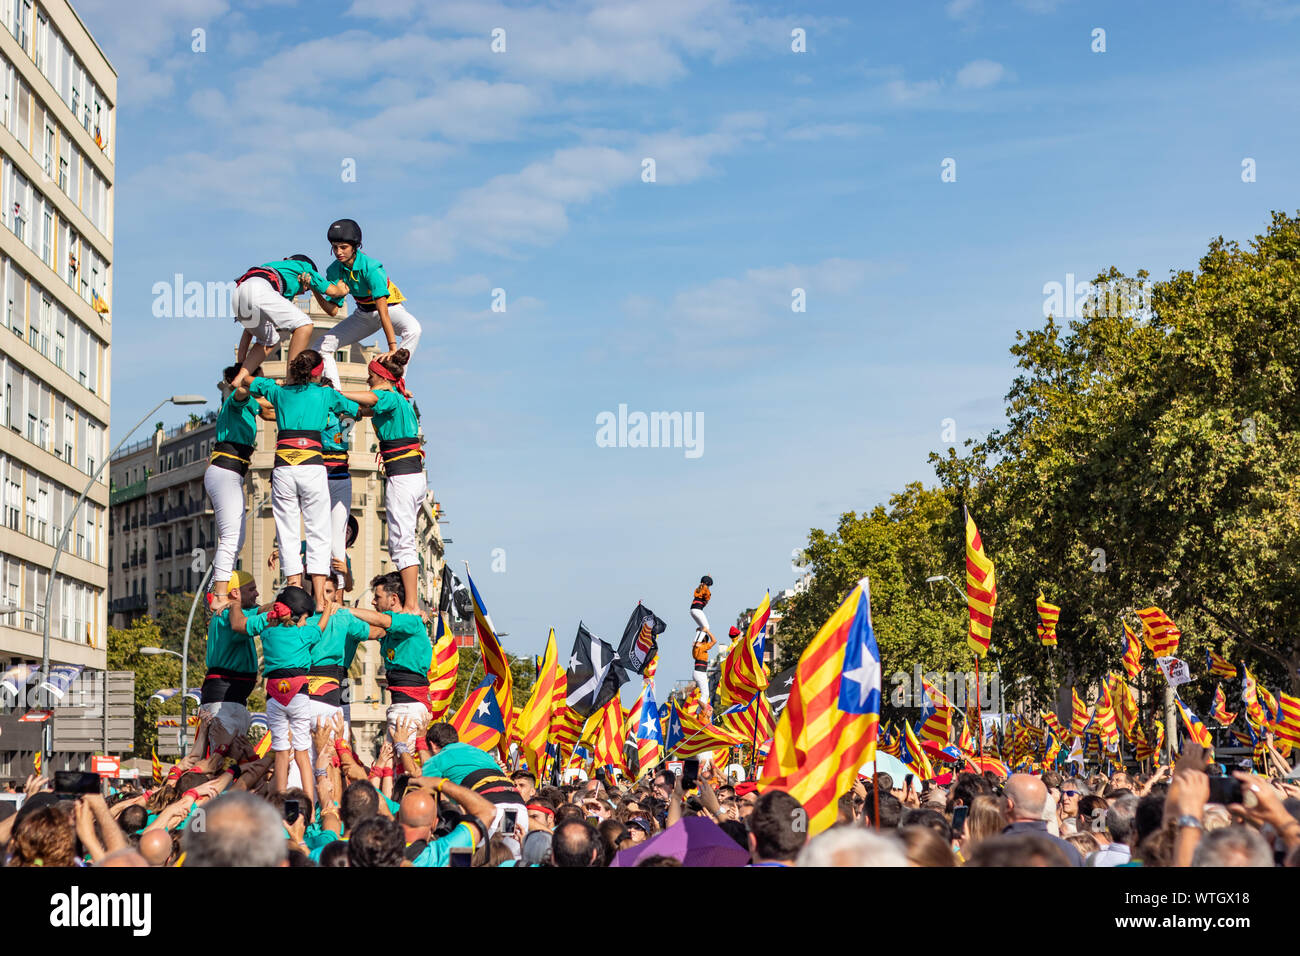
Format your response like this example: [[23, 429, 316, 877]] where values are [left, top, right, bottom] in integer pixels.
[[747, 791, 807, 867], [348, 817, 405, 867], [1088, 792, 1137, 866], [863, 791, 903, 830], [1002, 774, 1083, 866], [1191, 826, 1273, 867], [183, 792, 289, 867], [966, 833, 1073, 867], [552, 820, 601, 867], [797, 828, 907, 867], [898, 824, 955, 866]]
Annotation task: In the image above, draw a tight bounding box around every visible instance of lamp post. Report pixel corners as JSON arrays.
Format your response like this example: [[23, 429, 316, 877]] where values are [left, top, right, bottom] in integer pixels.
[[924, 574, 966, 602], [141, 646, 188, 756], [40, 394, 207, 770]]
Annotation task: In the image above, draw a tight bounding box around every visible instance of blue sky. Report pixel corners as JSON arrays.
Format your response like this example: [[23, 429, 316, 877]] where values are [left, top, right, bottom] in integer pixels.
[[79, 0, 1300, 692]]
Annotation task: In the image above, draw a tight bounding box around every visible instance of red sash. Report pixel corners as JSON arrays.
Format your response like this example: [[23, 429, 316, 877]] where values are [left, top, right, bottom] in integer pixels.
[[266, 675, 310, 706]]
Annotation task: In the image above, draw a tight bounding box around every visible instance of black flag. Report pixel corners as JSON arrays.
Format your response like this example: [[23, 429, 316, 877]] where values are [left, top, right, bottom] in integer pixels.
[[617, 603, 666, 676], [565, 622, 628, 718], [766, 666, 798, 722]]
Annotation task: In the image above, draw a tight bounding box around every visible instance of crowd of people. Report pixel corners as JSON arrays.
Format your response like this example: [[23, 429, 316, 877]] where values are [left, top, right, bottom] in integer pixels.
[[3, 718, 1298, 867]]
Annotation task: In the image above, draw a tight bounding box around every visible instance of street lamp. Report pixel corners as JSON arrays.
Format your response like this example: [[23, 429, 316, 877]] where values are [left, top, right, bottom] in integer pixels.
[[925, 574, 966, 602], [40, 394, 208, 770]]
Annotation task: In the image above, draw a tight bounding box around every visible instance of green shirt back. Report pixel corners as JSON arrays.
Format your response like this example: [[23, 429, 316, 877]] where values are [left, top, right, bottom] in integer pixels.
[[248, 380, 359, 432], [381, 612, 431, 676], [372, 388, 419, 440], [215, 390, 259, 446], [206, 608, 259, 674], [308, 608, 372, 669], [260, 259, 335, 301]]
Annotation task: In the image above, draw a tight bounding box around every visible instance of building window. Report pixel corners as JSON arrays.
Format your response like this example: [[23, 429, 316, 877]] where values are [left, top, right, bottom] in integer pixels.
[[43, 125, 53, 177], [40, 211, 51, 264], [58, 157, 67, 193]]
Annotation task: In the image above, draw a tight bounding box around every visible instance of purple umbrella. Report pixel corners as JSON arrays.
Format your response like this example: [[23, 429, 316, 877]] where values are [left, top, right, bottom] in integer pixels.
[[609, 816, 750, 868]]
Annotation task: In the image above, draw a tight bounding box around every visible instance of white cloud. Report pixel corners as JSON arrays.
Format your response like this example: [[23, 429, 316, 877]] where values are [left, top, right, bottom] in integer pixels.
[[956, 59, 1007, 89], [946, 0, 980, 18], [886, 78, 942, 103], [404, 115, 763, 262]]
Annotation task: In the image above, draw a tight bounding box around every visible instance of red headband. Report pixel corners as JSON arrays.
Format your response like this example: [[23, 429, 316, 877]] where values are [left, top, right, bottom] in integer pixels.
[[526, 804, 555, 817], [310, 361, 324, 377], [368, 359, 409, 399], [268, 601, 292, 621]]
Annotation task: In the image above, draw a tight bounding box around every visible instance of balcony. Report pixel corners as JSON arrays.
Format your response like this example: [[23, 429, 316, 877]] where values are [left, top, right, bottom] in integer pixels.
[[109, 478, 148, 506], [108, 594, 148, 614]]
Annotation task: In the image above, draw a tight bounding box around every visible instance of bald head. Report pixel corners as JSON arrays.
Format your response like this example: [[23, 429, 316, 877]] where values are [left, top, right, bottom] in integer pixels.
[[1005, 774, 1047, 821], [399, 789, 438, 834], [96, 848, 149, 868], [139, 829, 174, 866]]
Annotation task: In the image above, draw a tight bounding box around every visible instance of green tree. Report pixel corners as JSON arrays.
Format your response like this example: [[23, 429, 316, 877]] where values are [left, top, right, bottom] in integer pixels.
[[106, 618, 183, 757]]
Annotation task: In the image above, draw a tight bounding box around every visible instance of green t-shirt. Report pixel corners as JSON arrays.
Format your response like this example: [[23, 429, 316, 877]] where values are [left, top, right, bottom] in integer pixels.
[[381, 612, 432, 677], [206, 608, 258, 674], [247, 380, 359, 432], [260, 259, 336, 301], [371, 388, 419, 440], [325, 250, 402, 308], [321, 407, 356, 453], [245, 610, 317, 674], [215, 390, 258, 446], [420, 741, 501, 784], [411, 820, 477, 867], [309, 608, 372, 670]]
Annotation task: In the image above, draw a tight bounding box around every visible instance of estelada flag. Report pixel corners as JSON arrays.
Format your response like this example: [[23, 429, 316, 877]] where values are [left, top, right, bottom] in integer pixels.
[[1211, 684, 1237, 726], [1036, 594, 1060, 646], [451, 676, 506, 754], [1174, 694, 1213, 749], [1274, 692, 1300, 749], [719, 591, 771, 707], [1205, 648, 1237, 680], [759, 578, 881, 835], [964, 507, 996, 658], [464, 569, 515, 755]]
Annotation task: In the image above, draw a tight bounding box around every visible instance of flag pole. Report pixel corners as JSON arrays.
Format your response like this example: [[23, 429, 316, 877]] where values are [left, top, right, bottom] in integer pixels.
[[975, 653, 983, 757], [871, 757, 880, 831]]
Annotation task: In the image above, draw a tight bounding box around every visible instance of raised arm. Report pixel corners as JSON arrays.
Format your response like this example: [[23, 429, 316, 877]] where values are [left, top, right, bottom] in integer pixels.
[[342, 390, 380, 408], [347, 606, 393, 630]]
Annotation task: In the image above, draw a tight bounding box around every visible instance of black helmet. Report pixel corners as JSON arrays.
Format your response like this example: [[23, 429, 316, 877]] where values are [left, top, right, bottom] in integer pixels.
[[287, 253, 318, 272], [327, 218, 363, 247], [701, 575, 713, 586]]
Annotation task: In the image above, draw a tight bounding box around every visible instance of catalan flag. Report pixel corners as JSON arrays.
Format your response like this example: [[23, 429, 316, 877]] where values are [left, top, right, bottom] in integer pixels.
[[515, 629, 562, 778], [464, 568, 514, 757], [1174, 694, 1213, 749], [1258, 684, 1279, 726], [1114, 677, 1139, 739], [758, 578, 882, 835], [1043, 725, 1061, 766], [1211, 684, 1236, 726], [717, 690, 776, 744], [550, 703, 585, 761], [33, 750, 41, 776], [1035, 594, 1060, 646], [151, 747, 163, 785], [451, 676, 506, 754], [426, 614, 459, 722], [1121, 623, 1143, 679], [879, 722, 901, 758], [1136, 606, 1181, 659], [1205, 648, 1237, 680], [673, 706, 747, 759], [964, 508, 997, 658], [1275, 692, 1300, 749], [591, 694, 628, 775], [957, 716, 974, 757], [1041, 711, 1066, 742], [719, 591, 771, 707], [622, 683, 647, 745], [1093, 683, 1119, 746], [1242, 667, 1267, 728], [92, 291, 109, 314], [1070, 687, 1090, 737]]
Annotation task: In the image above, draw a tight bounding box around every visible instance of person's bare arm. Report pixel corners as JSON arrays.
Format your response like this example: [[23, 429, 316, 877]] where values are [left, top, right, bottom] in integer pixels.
[[667, 774, 684, 828], [1165, 768, 1208, 867], [341, 389, 380, 408], [698, 777, 722, 818], [1228, 771, 1300, 851], [311, 289, 342, 317], [410, 777, 497, 830], [84, 794, 128, 854], [75, 798, 106, 861]]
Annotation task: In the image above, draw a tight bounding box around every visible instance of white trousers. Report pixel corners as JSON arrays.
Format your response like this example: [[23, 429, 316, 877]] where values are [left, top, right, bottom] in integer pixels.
[[694, 669, 711, 702], [271, 466, 332, 577], [313, 303, 421, 388], [386, 700, 431, 741], [203, 465, 246, 582], [267, 693, 311, 752], [328, 475, 351, 586], [690, 608, 709, 637], [233, 277, 312, 347], [198, 701, 251, 741], [385, 471, 426, 571]]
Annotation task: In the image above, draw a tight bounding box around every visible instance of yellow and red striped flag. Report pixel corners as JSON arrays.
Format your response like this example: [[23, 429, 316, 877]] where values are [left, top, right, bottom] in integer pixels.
[[151, 747, 163, 785], [900, 718, 933, 782], [758, 578, 882, 835], [879, 722, 902, 758], [1041, 710, 1066, 741], [1134, 721, 1160, 762], [1205, 648, 1237, 680], [1093, 683, 1119, 746], [33, 750, 41, 776], [957, 716, 974, 757], [254, 729, 273, 758], [515, 629, 561, 778], [964, 508, 996, 658], [1242, 667, 1267, 728], [1070, 687, 1090, 737], [1035, 594, 1060, 646], [719, 592, 771, 707], [591, 694, 628, 774], [1257, 684, 1279, 725], [683, 683, 703, 717], [717, 690, 775, 743], [1136, 606, 1181, 658], [1121, 623, 1143, 679], [1114, 677, 1139, 739], [1174, 695, 1213, 749], [1274, 692, 1300, 749], [1211, 684, 1237, 726], [426, 614, 459, 722], [673, 705, 748, 758], [464, 569, 515, 759]]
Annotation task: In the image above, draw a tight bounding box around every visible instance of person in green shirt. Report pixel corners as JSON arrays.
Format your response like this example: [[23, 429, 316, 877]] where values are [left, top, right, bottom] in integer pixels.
[[249, 349, 361, 612], [343, 350, 426, 614], [232, 254, 350, 385], [307, 576, 381, 751], [198, 569, 267, 753], [348, 571, 432, 741], [309, 218, 422, 389], [205, 364, 274, 609]]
